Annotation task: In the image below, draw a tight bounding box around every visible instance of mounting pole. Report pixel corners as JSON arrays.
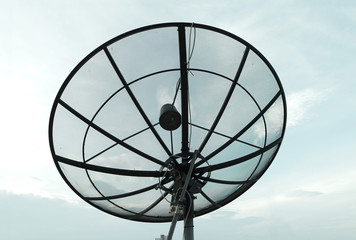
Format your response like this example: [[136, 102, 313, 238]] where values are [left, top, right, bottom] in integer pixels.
[[167, 151, 198, 240], [184, 192, 194, 240]]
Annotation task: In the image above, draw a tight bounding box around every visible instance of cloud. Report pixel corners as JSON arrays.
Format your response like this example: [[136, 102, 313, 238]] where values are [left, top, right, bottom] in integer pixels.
[[287, 87, 332, 127], [285, 189, 323, 198], [200, 173, 356, 239], [220, 186, 326, 220], [0, 190, 149, 240], [217, 161, 356, 230]]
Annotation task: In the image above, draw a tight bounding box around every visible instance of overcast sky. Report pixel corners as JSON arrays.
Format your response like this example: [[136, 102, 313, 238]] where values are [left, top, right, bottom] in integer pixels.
[[1, 0, 356, 239]]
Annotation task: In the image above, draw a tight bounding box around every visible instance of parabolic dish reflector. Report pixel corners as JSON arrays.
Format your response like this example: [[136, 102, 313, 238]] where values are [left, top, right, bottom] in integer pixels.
[[49, 22, 287, 222]]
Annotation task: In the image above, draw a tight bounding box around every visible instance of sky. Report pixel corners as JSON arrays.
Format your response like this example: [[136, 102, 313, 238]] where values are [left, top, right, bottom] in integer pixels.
[[1, 0, 356, 239]]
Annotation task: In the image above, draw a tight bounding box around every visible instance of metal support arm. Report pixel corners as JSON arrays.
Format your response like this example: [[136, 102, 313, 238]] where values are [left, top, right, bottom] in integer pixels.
[[167, 150, 198, 240]]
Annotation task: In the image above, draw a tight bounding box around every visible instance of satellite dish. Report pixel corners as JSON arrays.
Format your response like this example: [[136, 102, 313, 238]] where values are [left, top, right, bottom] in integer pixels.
[[49, 22, 287, 240]]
